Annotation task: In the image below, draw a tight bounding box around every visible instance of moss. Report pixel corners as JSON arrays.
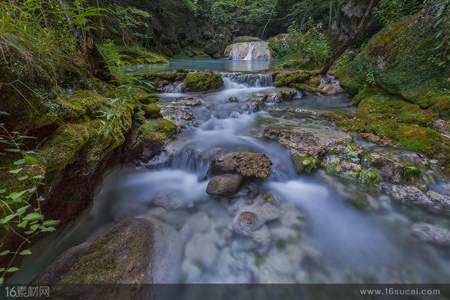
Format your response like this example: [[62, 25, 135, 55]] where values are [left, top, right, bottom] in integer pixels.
[[401, 165, 422, 182], [55, 90, 106, 121], [184, 71, 223, 92], [397, 125, 448, 158], [138, 93, 159, 105], [142, 103, 162, 119], [359, 169, 381, 185], [431, 98, 450, 121], [37, 124, 90, 173], [274, 70, 314, 87], [291, 152, 320, 175], [137, 118, 177, 144], [233, 36, 261, 43], [335, 13, 449, 108], [275, 239, 287, 251]]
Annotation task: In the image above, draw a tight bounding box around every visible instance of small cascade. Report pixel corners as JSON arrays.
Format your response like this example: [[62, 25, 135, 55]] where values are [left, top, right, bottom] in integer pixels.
[[243, 43, 256, 61], [160, 82, 185, 93], [221, 72, 273, 88]]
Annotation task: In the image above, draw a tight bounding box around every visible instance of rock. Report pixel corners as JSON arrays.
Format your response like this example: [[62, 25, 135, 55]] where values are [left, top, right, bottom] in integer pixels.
[[206, 174, 244, 197], [176, 97, 203, 107], [228, 96, 239, 103], [232, 194, 281, 236], [160, 103, 195, 128], [35, 219, 154, 285], [267, 88, 299, 103], [379, 184, 437, 211], [427, 191, 450, 213], [263, 126, 351, 158], [319, 74, 344, 95], [224, 41, 272, 61], [184, 71, 224, 92], [212, 152, 272, 179], [411, 223, 450, 248]]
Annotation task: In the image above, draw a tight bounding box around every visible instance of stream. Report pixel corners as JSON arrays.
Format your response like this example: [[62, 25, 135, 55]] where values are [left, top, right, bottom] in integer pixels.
[[12, 60, 450, 284]]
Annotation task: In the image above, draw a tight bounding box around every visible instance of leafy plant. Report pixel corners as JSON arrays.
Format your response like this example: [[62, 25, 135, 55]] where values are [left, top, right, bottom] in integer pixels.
[[0, 123, 59, 284]]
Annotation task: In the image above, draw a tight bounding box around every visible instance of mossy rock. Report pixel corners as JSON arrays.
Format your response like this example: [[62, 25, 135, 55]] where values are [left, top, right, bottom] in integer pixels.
[[35, 219, 154, 285], [137, 118, 177, 144], [55, 90, 106, 120], [37, 124, 90, 173], [335, 13, 450, 109], [118, 47, 169, 65], [233, 36, 261, 43], [274, 70, 315, 87], [184, 71, 223, 92], [291, 152, 320, 175], [142, 103, 162, 119]]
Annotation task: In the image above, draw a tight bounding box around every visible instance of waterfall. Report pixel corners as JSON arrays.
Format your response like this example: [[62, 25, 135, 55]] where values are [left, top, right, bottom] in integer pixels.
[[243, 43, 256, 61], [160, 82, 185, 93], [221, 72, 273, 88]]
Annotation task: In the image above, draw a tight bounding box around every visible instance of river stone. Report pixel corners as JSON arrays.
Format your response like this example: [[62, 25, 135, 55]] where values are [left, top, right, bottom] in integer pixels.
[[212, 151, 272, 179], [232, 194, 281, 236], [379, 184, 437, 211], [206, 174, 244, 197], [427, 191, 450, 213], [34, 219, 154, 285], [411, 223, 450, 248]]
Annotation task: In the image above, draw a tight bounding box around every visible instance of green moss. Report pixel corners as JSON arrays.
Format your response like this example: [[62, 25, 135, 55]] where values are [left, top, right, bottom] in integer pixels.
[[431, 97, 450, 120], [335, 13, 449, 108], [275, 239, 287, 251], [56, 90, 106, 120], [118, 46, 169, 65], [142, 103, 162, 119], [359, 169, 381, 185], [137, 118, 177, 143], [37, 124, 90, 173], [274, 70, 314, 87], [184, 71, 223, 92], [233, 36, 261, 43], [291, 152, 320, 175], [401, 165, 422, 182]]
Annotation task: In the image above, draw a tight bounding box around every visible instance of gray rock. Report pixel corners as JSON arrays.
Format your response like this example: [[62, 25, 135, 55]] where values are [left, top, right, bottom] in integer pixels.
[[427, 191, 450, 213], [212, 151, 272, 179], [380, 184, 434, 210], [411, 223, 450, 247], [206, 174, 244, 197], [35, 219, 154, 285], [232, 194, 281, 236]]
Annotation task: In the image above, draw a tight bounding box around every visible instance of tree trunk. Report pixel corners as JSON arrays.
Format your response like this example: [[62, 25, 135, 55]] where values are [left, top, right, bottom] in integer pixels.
[[320, 0, 380, 75]]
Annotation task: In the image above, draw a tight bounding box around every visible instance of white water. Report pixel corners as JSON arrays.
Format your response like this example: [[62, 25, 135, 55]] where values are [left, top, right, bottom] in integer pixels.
[[12, 69, 450, 284], [244, 43, 256, 61]]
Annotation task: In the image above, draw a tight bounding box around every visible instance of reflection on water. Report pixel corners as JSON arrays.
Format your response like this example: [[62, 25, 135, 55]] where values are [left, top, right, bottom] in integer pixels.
[[125, 58, 277, 73]]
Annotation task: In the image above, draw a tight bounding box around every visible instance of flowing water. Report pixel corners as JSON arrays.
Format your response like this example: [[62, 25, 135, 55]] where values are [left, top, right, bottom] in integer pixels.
[[12, 62, 450, 284]]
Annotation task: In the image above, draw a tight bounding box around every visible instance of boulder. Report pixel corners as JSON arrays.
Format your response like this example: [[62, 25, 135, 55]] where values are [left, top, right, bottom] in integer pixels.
[[184, 71, 223, 92], [379, 184, 441, 212], [411, 223, 450, 248], [206, 174, 244, 197], [35, 219, 154, 285], [224, 41, 272, 61], [212, 152, 272, 179]]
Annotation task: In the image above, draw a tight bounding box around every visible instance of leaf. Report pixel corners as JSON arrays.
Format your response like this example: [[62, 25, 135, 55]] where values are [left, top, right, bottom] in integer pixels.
[[0, 250, 10, 256], [0, 214, 16, 224], [0, 277, 4, 284], [8, 168, 23, 174], [13, 159, 26, 166], [43, 220, 60, 226], [16, 205, 30, 215], [8, 190, 27, 201], [6, 267, 19, 273], [19, 250, 32, 256], [23, 212, 42, 221], [17, 220, 28, 229], [4, 148, 21, 153], [18, 175, 29, 181], [0, 189, 6, 194]]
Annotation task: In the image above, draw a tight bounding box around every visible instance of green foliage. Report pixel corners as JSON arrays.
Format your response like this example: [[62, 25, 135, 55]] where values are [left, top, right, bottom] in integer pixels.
[[0, 125, 59, 284], [103, 5, 151, 46], [270, 26, 331, 68], [374, 0, 422, 25]]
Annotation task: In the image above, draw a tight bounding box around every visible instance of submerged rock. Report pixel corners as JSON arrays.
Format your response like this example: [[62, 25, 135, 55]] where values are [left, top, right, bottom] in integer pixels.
[[35, 219, 154, 285], [411, 223, 450, 248], [212, 151, 272, 179], [206, 174, 244, 197]]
